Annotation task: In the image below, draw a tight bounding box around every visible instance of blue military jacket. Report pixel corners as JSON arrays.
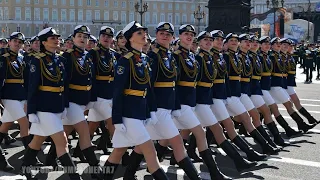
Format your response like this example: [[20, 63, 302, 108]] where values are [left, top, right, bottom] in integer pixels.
[[286, 53, 297, 87], [23, 50, 38, 92], [248, 50, 263, 95], [223, 49, 242, 97], [280, 51, 288, 89], [62, 46, 95, 106], [147, 44, 177, 110], [195, 49, 216, 104], [0, 50, 26, 100], [270, 50, 285, 88], [88, 44, 120, 100], [211, 48, 228, 100], [238, 50, 252, 95], [112, 48, 155, 124], [173, 45, 199, 108], [27, 50, 66, 114], [259, 51, 273, 90]]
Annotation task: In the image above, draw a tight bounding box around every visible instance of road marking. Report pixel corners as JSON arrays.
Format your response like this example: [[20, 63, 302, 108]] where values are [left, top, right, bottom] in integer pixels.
[[268, 156, 320, 168], [301, 103, 320, 107], [300, 99, 320, 102], [278, 108, 320, 114]]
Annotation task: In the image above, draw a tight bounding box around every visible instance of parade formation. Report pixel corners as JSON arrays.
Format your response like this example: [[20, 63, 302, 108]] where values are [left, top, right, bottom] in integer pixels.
[[0, 20, 319, 180]]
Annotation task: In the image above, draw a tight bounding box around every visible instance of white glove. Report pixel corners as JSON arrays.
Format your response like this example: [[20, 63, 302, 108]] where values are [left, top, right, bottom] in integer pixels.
[[114, 124, 127, 133], [61, 108, 67, 119], [148, 112, 158, 125], [172, 110, 181, 118], [28, 114, 40, 124], [86, 101, 95, 110]]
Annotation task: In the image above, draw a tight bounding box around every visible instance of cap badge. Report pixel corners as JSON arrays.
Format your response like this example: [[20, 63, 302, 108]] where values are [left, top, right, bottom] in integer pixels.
[[81, 26, 87, 31], [164, 24, 170, 29], [106, 29, 111, 33]]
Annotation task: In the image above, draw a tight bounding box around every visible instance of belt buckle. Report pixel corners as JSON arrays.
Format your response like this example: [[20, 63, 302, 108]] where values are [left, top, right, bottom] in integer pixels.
[[143, 88, 147, 98], [172, 81, 175, 87], [87, 86, 90, 91], [194, 82, 197, 88], [108, 75, 112, 83], [60, 86, 63, 92]]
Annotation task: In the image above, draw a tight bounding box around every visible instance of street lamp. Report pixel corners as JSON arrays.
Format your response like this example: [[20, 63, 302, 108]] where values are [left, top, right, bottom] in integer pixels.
[[266, 0, 284, 37], [307, 0, 311, 40], [194, 5, 205, 34], [134, 0, 148, 26]]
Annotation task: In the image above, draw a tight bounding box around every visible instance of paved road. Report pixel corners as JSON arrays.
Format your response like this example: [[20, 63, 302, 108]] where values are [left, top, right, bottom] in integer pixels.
[[1, 67, 320, 180]]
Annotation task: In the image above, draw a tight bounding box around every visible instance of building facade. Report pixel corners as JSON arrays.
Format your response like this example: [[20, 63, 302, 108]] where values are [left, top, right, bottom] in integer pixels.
[[0, 0, 208, 38]]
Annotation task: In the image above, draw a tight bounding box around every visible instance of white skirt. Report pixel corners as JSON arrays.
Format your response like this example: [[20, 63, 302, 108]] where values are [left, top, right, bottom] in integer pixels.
[[172, 105, 201, 130], [195, 104, 218, 127], [146, 108, 180, 140], [63, 102, 86, 125], [87, 98, 112, 122], [240, 94, 255, 111], [261, 90, 276, 106], [112, 117, 150, 148], [286, 86, 296, 96], [250, 95, 266, 109], [30, 112, 64, 136], [225, 96, 247, 116], [269, 87, 290, 104], [1, 100, 26, 123], [211, 99, 230, 121]]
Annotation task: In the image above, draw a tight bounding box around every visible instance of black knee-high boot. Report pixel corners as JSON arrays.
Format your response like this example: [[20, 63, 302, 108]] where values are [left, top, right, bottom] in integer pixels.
[[290, 112, 317, 133], [298, 107, 320, 124], [177, 157, 202, 179], [103, 161, 119, 180], [275, 115, 302, 137], [199, 149, 232, 180], [256, 125, 282, 152], [250, 129, 278, 155], [232, 135, 267, 161], [58, 153, 82, 180], [3, 133, 16, 145], [72, 141, 86, 162], [45, 143, 61, 170], [21, 147, 40, 179], [266, 121, 290, 146], [21, 135, 44, 166], [151, 168, 170, 180], [0, 146, 13, 171], [220, 140, 257, 172], [123, 151, 144, 180], [187, 134, 202, 162], [82, 146, 104, 180]]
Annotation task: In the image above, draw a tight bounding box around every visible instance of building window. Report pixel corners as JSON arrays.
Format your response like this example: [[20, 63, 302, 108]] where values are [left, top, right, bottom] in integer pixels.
[[104, 11, 109, 20], [121, 11, 126, 23], [152, 13, 157, 24], [25, 7, 31, 20], [145, 12, 150, 24], [52, 9, 58, 21], [176, 4, 180, 11], [113, 11, 118, 21], [168, 3, 172, 10], [78, 10, 83, 21], [0, 8, 3, 20], [53, 0, 57, 5], [161, 3, 164, 10], [160, 13, 165, 22], [168, 14, 172, 23], [70, 10, 75, 21], [43, 8, 49, 21], [70, 0, 74, 6], [87, 0, 91, 6], [153, 3, 157, 10], [15, 7, 21, 20], [190, 14, 195, 23], [62, 26, 67, 36], [4, 7, 8, 20], [25, 26, 30, 36], [122, 1, 126, 8], [16, 0, 20, 4], [95, 10, 100, 20], [61, 9, 67, 21], [78, 0, 82, 6], [44, 0, 48, 5], [175, 14, 180, 24], [114, 1, 118, 7], [129, 12, 134, 22], [129, 1, 134, 9], [182, 4, 186, 11], [182, 14, 187, 23], [26, 0, 30, 4], [86, 10, 92, 22], [34, 0, 39, 4], [34, 8, 40, 21], [191, 4, 195, 11], [35, 26, 40, 34], [95, 0, 99, 6]]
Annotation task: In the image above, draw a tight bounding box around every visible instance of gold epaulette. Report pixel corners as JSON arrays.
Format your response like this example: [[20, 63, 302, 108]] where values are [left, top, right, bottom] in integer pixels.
[[270, 53, 275, 56], [92, 47, 100, 51], [34, 53, 46, 59], [249, 54, 253, 57], [2, 53, 10, 57], [199, 52, 204, 58], [153, 48, 159, 53], [67, 49, 74, 53], [174, 50, 181, 55], [224, 51, 230, 55], [124, 52, 133, 59], [57, 51, 64, 56], [110, 48, 116, 52]]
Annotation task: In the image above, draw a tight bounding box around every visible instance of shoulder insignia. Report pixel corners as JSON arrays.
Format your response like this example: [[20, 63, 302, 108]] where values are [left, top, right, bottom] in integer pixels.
[[199, 52, 204, 58], [153, 48, 159, 53], [57, 52, 64, 56], [2, 53, 10, 57], [249, 54, 253, 57], [38, 53, 46, 57], [224, 52, 229, 55], [110, 48, 116, 52], [174, 50, 181, 55], [67, 49, 74, 53], [124, 52, 134, 59], [93, 47, 100, 51]]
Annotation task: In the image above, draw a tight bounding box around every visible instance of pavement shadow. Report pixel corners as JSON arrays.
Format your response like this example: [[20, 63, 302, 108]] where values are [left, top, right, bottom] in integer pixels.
[[290, 139, 316, 145], [234, 171, 265, 179]]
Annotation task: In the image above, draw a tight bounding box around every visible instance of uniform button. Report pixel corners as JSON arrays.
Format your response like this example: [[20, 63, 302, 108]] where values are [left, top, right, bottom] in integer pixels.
[[59, 93, 62, 96], [88, 78, 90, 80], [61, 79, 63, 81], [60, 71, 62, 73]]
